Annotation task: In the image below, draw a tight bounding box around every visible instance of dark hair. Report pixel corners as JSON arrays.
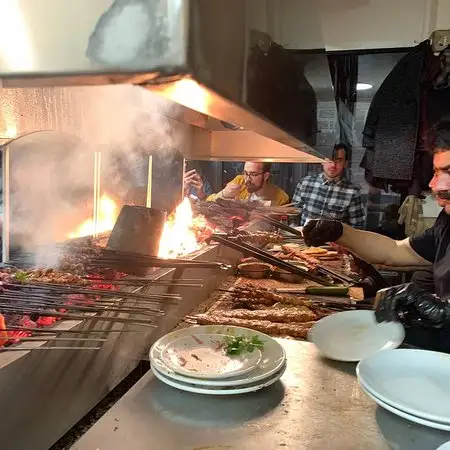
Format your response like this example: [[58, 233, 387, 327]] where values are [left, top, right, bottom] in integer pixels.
[[434, 120, 450, 151], [262, 162, 272, 173], [333, 143, 350, 160]]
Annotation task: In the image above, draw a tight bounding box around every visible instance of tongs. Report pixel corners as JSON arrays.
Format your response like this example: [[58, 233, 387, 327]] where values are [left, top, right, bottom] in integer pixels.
[[252, 213, 303, 237]]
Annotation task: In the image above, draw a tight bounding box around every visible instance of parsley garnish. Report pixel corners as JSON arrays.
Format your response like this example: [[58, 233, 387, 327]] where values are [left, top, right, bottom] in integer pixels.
[[224, 335, 264, 356], [13, 271, 28, 283]]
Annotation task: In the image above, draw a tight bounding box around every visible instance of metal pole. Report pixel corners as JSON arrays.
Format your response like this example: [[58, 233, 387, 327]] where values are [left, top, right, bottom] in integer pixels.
[[93, 152, 102, 238], [2, 145, 10, 263], [182, 156, 186, 202], [146, 155, 152, 208]]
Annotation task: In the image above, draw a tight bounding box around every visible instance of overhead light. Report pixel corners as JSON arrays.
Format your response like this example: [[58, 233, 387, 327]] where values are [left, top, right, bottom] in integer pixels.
[[357, 83, 373, 91]]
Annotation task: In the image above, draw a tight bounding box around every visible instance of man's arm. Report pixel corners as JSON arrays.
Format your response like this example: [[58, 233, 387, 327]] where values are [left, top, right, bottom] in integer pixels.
[[338, 225, 432, 267], [275, 191, 290, 206], [348, 190, 366, 230], [292, 181, 304, 221], [292, 181, 303, 204], [206, 176, 243, 202]]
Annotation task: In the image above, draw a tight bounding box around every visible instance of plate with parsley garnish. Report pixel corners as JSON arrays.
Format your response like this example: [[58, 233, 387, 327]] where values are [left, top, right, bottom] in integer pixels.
[[150, 325, 286, 393]]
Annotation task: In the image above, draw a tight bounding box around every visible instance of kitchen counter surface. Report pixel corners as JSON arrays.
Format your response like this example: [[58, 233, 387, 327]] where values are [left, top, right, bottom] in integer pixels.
[[71, 339, 449, 450]]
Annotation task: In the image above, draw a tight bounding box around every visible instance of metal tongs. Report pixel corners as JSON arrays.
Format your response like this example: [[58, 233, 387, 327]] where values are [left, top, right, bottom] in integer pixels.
[[252, 213, 303, 237]]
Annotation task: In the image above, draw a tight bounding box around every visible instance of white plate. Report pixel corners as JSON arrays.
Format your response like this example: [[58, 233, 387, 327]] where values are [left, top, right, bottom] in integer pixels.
[[151, 361, 286, 395], [357, 349, 450, 424], [308, 310, 405, 362], [437, 442, 450, 450], [161, 333, 262, 379], [150, 325, 286, 387], [358, 378, 450, 432]]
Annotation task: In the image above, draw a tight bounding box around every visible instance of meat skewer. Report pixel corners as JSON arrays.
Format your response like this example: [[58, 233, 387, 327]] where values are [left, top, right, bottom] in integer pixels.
[[3, 288, 177, 306], [90, 250, 232, 271], [0, 299, 164, 316], [0, 290, 174, 308], [189, 314, 315, 339], [219, 286, 312, 307], [219, 307, 317, 323], [0, 346, 102, 352], [83, 279, 203, 288], [229, 230, 284, 247], [6, 283, 181, 301], [1, 327, 138, 334], [6, 336, 107, 342], [0, 307, 158, 327], [232, 298, 273, 310]]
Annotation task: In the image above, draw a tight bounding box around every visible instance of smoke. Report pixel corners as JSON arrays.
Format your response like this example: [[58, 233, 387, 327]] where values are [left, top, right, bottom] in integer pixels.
[[5, 84, 187, 266]]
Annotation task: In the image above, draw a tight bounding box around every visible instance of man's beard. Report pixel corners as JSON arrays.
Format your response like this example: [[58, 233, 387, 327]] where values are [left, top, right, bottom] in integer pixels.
[[246, 181, 263, 193], [436, 190, 450, 200]]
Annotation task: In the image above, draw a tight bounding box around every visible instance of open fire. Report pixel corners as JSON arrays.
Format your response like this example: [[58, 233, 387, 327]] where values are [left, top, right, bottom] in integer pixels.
[[66, 194, 212, 259], [158, 197, 213, 259], [67, 194, 119, 239]]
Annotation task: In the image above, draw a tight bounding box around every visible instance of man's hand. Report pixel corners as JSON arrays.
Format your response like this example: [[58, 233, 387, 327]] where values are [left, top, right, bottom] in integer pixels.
[[375, 283, 450, 328], [302, 219, 344, 247], [222, 183, 242, 199], [184, 169, 205, 198]]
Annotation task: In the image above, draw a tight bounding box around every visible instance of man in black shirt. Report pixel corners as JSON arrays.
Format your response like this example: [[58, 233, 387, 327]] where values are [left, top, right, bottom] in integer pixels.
[[302, 122, 450, 351]]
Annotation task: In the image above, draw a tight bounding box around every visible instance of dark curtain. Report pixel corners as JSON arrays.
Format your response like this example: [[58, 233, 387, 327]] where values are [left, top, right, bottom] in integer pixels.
[[328, 54, 359, 165]]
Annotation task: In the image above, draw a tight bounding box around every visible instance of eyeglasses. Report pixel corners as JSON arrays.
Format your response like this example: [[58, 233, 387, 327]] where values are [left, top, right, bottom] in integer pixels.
[[242, 171, 265, 179]]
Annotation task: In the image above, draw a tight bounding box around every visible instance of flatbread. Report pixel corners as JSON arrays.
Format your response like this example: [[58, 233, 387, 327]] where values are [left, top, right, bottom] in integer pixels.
[[282, 243, 303, 251], [302, 247, 328, 255], [316, 251, 338, 259]]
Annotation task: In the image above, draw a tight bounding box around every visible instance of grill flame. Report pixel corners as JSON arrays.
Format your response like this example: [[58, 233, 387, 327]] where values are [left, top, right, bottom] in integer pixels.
[[67, 194, 119, 239], [158, 197, 206, 258], [158, 197, 199, 258]]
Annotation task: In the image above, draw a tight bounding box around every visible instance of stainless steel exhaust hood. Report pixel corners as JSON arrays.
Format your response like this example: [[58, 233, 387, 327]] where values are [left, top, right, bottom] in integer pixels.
[[0, 0, 333, 163]]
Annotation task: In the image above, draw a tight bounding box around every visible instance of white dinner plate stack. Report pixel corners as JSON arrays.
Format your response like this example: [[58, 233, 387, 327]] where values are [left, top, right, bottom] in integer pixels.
[[149, 325, 286, 395], [357, 349, 450, 431]]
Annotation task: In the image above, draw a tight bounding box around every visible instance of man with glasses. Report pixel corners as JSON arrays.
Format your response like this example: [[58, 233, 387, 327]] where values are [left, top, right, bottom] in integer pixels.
[[292, 143, 366, 229], [206, 162, 289, 206]]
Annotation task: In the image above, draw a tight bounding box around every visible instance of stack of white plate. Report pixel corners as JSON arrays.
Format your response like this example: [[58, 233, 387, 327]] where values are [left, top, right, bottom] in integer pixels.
[[149, 325, 286, 395], [357, 349, 450, 431]]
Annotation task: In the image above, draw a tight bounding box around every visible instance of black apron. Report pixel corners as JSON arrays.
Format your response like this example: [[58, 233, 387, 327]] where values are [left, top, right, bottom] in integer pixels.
[[406, 213, 450, 352]]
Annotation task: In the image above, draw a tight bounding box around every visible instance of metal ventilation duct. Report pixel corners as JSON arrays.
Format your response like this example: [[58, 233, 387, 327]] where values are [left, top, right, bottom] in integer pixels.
[[0, 0, 335, 163]]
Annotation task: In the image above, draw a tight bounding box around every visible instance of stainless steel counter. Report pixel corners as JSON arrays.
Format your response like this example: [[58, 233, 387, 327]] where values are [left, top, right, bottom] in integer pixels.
[[71, 340, 450, 450]]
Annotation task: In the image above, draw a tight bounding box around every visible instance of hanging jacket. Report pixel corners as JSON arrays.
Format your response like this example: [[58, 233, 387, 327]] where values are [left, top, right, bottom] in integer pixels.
[[361, 41, 431, 181]]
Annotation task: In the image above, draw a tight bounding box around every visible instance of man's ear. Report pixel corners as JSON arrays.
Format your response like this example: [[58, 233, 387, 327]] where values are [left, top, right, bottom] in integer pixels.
[[263, 172, 271, 183]]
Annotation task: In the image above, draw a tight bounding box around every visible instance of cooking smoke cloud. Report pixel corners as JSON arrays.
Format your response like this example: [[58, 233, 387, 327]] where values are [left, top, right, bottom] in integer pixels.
[[4, 84, 188, 265]]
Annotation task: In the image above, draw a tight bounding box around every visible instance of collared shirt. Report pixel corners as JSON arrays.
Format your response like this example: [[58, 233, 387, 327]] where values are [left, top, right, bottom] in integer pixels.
[[206, 175, 289, 206], [292, 173, 366, 228]]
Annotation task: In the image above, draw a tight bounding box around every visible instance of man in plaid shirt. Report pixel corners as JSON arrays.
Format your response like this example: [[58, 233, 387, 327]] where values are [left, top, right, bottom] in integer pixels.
[[292, 144, 366, 229]]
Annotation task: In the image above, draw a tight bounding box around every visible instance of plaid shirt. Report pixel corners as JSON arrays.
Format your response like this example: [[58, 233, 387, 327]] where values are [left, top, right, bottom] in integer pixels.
[[292, 173, 366, 228]]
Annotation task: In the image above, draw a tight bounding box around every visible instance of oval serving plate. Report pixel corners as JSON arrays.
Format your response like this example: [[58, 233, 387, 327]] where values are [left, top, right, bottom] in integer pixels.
[[161, 333, 262, 379], [150, 325, 285, 387], [151, 361, 286, 395]]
